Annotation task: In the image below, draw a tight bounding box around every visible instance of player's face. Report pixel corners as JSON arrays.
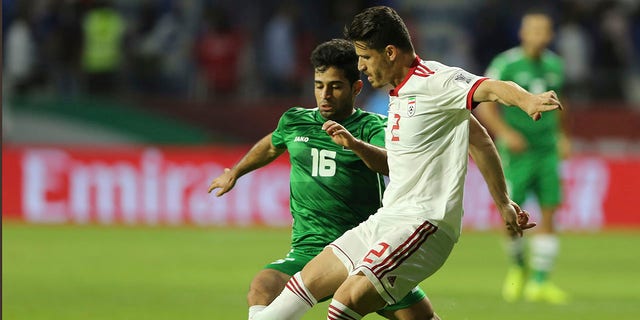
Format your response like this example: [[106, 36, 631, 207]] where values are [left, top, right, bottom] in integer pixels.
[[519, 14, 554, 53], [354, 41, 393, 88], [314, 66, 362, 121]]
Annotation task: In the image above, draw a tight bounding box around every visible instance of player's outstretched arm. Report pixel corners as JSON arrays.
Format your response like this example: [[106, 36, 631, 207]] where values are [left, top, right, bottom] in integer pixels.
[[322, 120, 389, 175], [207, 134, 285, 197], [473, 79, 562, 121], [468, 115, 536, 236]]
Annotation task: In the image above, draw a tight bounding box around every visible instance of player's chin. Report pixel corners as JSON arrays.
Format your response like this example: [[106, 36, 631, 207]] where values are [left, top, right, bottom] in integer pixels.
[[369, 80, 383, 88], [319, 110, 334, 119]]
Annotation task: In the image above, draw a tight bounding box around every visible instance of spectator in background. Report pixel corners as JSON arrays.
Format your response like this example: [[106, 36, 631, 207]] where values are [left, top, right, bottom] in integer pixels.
[[81, 0, 126, 96], [556, 1, 592, 102], [195, 5, 245, 99], [592, 1, 634, 101], [4, 6, 39, 96], [128, 1, 163, 94], [45, 0, 83, 98], [130, 2, 193, 97], [262, 1, 302, 96]]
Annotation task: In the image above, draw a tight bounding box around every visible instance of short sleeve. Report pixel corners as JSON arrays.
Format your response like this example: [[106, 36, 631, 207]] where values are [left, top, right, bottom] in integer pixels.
[[271, 113, 289, 149], [366, 115, 387, 148]]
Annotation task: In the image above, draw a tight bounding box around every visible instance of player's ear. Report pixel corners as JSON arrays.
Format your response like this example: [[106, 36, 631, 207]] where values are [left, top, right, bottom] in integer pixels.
[[353, 79, 364, 96], [385, 45, 397, 61]]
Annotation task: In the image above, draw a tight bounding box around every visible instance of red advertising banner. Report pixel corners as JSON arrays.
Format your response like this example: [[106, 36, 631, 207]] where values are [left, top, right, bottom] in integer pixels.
[[3, 146, 640, 229]]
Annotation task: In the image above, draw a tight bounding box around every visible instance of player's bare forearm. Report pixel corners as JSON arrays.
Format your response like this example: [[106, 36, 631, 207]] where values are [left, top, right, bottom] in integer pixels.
[[349, 139, 389, 175], [323, 120, 389, 175], [474, 79, 562, 120], [208, 134, 285, 196], [468, 116, 510, 208], [230, 134, 285, 178]]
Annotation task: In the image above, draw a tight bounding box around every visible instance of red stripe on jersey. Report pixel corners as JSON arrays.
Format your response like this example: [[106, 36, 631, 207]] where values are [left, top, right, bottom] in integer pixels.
[[371, 221, 437, 278], [414, 63, 435, 77], [390, 56, 422, 97], [370, 221, 432, 274], [466, 77, 489, 110]]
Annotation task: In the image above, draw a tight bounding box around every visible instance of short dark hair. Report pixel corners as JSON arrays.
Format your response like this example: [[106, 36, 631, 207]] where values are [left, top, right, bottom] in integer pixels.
[[344, 6, 414, 52], [310, 38, 360, 85]]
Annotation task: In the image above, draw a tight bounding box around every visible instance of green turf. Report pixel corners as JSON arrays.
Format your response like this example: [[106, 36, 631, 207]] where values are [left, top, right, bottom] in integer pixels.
[[3, 223, 639, 319]]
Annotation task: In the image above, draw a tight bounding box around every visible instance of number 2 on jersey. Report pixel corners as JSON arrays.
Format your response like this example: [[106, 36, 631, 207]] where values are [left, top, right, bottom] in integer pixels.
[[310, 148, 336, 177], [363, 242, 390, 263], [391, 113, 400, 141]]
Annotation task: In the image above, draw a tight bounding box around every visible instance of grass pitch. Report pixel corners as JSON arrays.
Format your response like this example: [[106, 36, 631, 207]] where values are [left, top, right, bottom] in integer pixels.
[[3, 222, 639, 319]]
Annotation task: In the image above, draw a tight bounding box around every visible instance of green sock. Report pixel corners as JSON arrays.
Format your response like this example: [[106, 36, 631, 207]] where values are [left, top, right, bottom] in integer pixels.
[[532, 270, 548, 283]]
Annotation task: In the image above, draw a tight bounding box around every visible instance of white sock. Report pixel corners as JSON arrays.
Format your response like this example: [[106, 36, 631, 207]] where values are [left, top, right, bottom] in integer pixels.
[[530, 234, 559, 272], [327, 299, 363, 320], [505, 236, 526, 267], [252, 272, 317, 320], [248, 305, 266, 320]]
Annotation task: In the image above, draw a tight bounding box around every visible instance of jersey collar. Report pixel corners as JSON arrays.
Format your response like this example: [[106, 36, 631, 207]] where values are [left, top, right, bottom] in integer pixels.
[[389, 56, 421, 97]]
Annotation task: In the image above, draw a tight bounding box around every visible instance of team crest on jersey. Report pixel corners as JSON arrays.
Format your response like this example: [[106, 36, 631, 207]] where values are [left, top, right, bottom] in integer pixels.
[[407, 96, 416, 117]]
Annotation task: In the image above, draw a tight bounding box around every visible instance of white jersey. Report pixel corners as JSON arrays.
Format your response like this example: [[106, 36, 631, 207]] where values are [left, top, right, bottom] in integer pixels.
[[380, 57, 487, 241]]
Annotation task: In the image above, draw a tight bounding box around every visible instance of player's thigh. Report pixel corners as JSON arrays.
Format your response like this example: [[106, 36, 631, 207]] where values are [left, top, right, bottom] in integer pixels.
[[534, 152, 562, 208], [503, 152, 536, 204], [300, 247, 350, 301], [334, 273, 388, 315]]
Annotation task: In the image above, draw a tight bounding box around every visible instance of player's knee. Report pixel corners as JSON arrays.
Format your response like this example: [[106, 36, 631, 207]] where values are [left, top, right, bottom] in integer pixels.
[[247, 270, 289, 305]]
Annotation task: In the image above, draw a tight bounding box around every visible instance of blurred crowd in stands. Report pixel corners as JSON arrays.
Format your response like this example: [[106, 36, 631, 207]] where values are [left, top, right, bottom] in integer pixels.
[[3, 0, 640, 109]]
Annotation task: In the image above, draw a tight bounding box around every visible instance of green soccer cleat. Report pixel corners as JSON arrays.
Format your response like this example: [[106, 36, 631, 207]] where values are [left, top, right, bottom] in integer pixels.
[[502, 266, 526, 302], [524, 281, 569, 304]]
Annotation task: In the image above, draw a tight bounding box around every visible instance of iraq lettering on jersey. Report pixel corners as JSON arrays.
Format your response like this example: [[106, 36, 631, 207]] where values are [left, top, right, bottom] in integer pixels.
[[407, 96, 416, 117], [294, 136, 309, 142]]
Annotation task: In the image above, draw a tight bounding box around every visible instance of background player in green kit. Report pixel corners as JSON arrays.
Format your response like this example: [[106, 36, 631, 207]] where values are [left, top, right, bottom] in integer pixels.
[[207, 39, 435, 320], [476, 10, 570, 304]]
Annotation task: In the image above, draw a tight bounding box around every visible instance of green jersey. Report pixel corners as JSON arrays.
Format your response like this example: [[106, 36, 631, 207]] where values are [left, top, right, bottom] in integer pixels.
[[271, 107, 387, 254], [486, 47, 565, 152]]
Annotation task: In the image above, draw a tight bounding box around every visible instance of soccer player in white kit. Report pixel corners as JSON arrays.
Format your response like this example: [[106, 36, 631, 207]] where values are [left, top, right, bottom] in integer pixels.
[[251, 6, 561, 320]]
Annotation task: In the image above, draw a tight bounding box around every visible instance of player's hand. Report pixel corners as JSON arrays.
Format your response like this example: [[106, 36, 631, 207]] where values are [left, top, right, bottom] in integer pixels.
[[503, 129, 527, 153], [558, 133, 571, 160], [322, 120, 356, 148], [526, 90, 562, 121], [207, 168, 236, 197], [499, 201, 536, 237]]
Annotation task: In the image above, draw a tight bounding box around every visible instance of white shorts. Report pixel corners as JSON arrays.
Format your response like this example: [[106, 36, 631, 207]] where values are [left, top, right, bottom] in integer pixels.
[[328, 213, 455, 305]]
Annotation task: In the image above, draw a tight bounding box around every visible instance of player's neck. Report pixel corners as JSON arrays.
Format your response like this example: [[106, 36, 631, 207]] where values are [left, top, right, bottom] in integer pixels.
[[391, 52, 418, 87], [521, 45, 543, 60]]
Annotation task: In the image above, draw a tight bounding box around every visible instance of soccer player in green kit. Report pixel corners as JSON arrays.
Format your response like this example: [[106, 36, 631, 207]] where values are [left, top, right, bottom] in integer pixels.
[[476, 10, 570, 304], [208, 39, 435, 320]]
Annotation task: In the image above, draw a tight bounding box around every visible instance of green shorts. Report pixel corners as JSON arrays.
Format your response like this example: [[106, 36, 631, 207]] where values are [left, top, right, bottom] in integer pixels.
[[265, 248, 427, 311], [499, 147, 562, 208]]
